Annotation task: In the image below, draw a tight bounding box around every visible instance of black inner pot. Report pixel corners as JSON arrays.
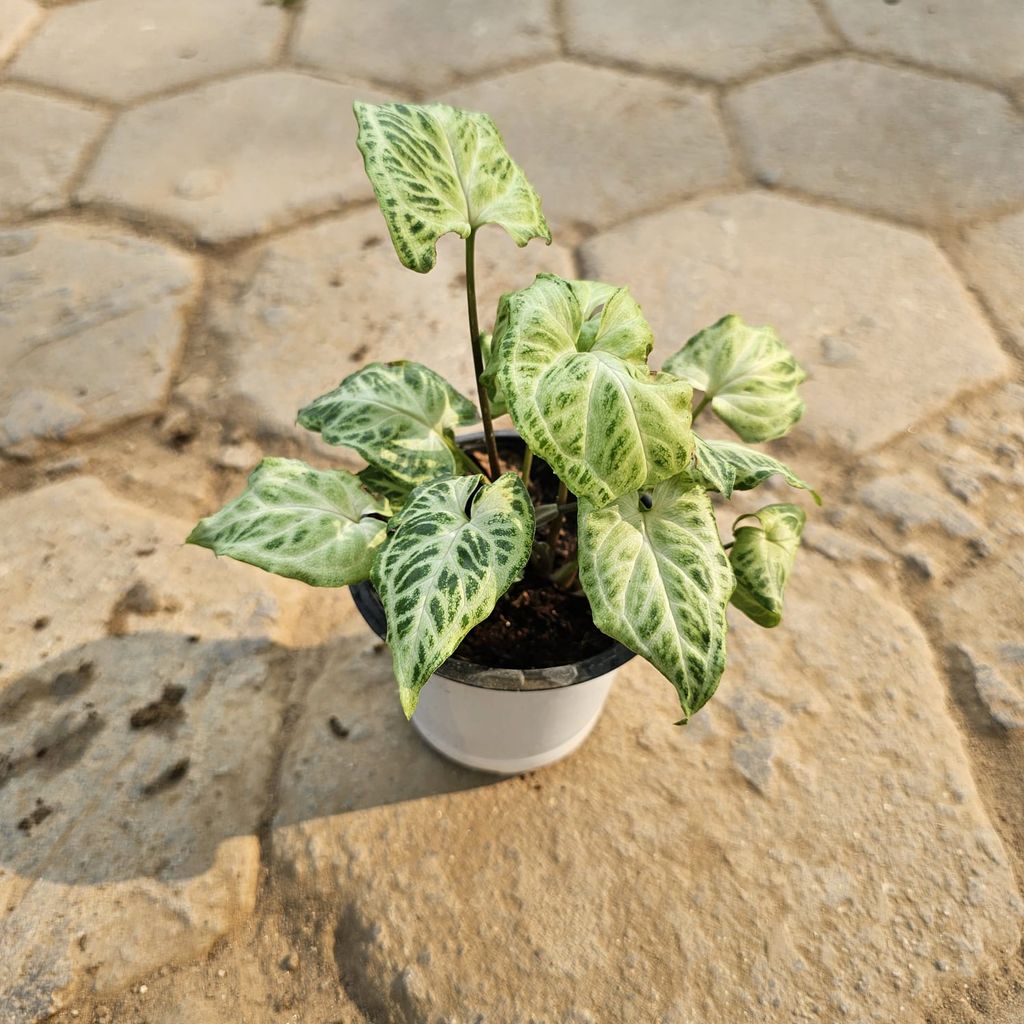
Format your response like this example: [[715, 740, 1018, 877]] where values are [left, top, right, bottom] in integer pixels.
[[349, 429, 634, 690]]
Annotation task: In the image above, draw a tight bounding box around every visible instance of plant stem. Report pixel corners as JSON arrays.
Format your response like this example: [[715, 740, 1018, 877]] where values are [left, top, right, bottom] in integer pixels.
[[464, 230, 501, 480], [520, 446, 534, 487], [546, 479, 570, 550], [692, 394, 711, 422]]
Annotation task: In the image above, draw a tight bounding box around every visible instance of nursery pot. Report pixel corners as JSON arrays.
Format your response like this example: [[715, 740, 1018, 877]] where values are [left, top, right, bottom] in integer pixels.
[[350, 430, 634, 775]]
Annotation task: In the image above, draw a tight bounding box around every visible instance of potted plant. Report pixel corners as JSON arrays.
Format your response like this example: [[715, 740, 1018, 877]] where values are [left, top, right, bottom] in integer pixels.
[[188, 102, 818, 773]]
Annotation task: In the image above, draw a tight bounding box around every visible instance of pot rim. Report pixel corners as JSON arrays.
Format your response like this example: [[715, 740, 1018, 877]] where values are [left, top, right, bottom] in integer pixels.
[[349, 427, 636, 693]]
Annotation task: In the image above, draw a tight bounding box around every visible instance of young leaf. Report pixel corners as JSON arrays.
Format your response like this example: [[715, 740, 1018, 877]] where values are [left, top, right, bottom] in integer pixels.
[[372, 473, 535, 717], [496, 274, 693, 506], [353, 101, 551, 274], [479, 331, 508, 417], [577, 474, 735, 722], [729, 503, 806, 628], [187, 458, 390, 587], [692, 435, 820, 504], [297, 361, 479, 487], [664, 315, 806, 443]]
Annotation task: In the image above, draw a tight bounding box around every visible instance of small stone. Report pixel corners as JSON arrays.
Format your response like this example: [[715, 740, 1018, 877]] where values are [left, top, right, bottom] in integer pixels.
[[214, 441, 262, 472], [294, 0, 557, 92], [441, 62, 736, 232], [10, 0, 285, 103], [727, 59, 1024, 226], [859, 474, 982, 540], [564, 0, 834, 82], [79, 73, 388, 243], [138, 984, 148, 994], [0, 89, 106, 220], [217, 968, 226, 978]]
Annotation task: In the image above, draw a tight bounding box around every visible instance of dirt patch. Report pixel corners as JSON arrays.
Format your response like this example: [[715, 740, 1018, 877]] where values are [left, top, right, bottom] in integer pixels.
[[140, 757, 190, 798], [129, 684, 186, 729], [17, 798, 53, 835]]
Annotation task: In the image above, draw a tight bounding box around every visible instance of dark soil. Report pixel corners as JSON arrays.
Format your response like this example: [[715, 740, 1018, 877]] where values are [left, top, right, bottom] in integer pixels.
[[452, 438, 613, 670]]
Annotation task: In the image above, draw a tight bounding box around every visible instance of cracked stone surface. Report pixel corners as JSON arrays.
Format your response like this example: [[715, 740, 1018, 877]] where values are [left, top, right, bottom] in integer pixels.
[[3, 3, 1024, 1022], [293, 0, 557, 93], [824, 0, 1024, 88], [0, 477, 309, 1019], [953, 210, 1024, 356], [0, 222, 198, 455], [8, 0, 285, 104], [0, 88, 105, 220], [0, 0, 41, 64], [727, 58, 1024, 226], [272, 555, 1022, 1022], [441, 62, 737, 233], [581, 192, 1010, 452], [564, 0, 835, 82], [209, 207, 574, 447], [78, 72, 386, 243]]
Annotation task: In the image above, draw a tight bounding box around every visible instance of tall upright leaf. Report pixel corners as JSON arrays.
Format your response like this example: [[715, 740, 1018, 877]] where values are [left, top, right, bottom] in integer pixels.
[[692, 435, 820, 503], [354, 101, 550, 273], [187, 458, 390, 587], [372, 473, 535, 717], [496, 274, 693, 506], [729, 503, 806, 627], [664, 315, 805, 443], [577, 474, 735, 721], [297, 361, 479, 487]]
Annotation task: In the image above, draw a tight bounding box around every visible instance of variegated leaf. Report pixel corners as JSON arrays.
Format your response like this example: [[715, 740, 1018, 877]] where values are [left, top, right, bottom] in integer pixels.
[[479, 330, 508, 417], [354, 101, 550, 274], [372, 473, 535, 717], [577, 474, 735, 722], [496, 274, 692, 506], [357, 464, 414, 507], [187, 458, 390, 587], [692, 435, 820, 504], [664, 315, 806, 443], [297, 361, 479, 487], [729, 503, 806, 628]]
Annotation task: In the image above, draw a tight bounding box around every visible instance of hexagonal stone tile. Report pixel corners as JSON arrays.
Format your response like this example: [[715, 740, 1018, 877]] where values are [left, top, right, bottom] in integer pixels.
[[8, 0, 285, 104], [727, 58, 1024, 226], [77, 72, 386, 244], [0, 477, 306, 1019], [293, 0, 557, 93], [0, 88, 105, 221], [0, 0, 41, 62], [0, 222, 198, 455], [953, 209, 1024, 355], [825, 0, 1024, 88], [564, 0, 835, 83], [272, 554, 1022, 1022], [441, 62, 736, 234], [209, 206, 574, 447], [580, 192, 1010, 452]]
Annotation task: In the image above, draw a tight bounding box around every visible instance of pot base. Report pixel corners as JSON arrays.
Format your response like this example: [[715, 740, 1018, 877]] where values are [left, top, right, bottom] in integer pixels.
[[410, 670, 618, 775]]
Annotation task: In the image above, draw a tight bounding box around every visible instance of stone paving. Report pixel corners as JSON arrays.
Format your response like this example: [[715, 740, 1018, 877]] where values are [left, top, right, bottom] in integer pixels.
[[1, 2, 1023, 1023]]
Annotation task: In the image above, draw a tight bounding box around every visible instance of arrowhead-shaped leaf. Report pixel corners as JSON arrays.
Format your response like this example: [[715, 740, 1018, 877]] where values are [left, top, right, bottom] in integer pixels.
[[729, 503, 806, 628], [372, 473, 535, 717], [297, 361, 479, 488], [354, 101, 551, 274], [664, 315, 806, 443], [496, 274, 693, 506], [187, 458, 390, 587], [692, 435, 820, 504], [577, 474, 735, 722]]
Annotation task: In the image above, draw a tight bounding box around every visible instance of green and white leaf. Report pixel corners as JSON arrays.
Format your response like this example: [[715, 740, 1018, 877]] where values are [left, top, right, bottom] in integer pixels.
[[729, 503, 806, 628], [692, 435, 820, 504], [357, 464, 414, 508], [496, 274, 692, 506], [372, 473, 535, 717], [479, 330, 508, 417], [578, 474, 735, 722], [664, 315, 806, 443], [187, 458, 390, 587], [354, 101, 550, 274], [297, 361, 479, 488]]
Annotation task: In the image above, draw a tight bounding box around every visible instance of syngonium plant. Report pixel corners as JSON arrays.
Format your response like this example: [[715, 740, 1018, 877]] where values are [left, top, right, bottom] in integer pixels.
[[188, 101, 819, 722]]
